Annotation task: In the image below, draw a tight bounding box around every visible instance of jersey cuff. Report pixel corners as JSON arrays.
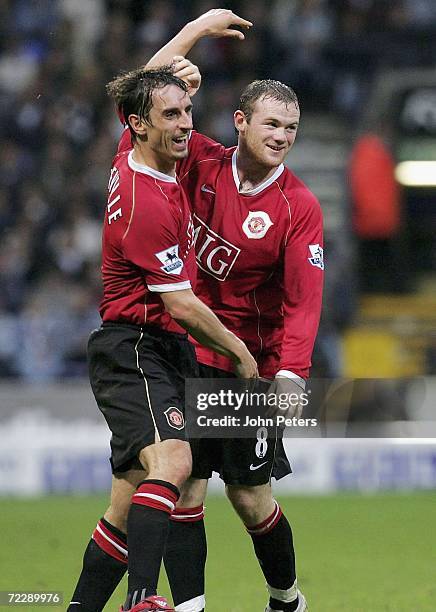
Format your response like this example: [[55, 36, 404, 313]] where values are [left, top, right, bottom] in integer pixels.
[[275, 370, 306, 389], [147, 281, 191, 292]]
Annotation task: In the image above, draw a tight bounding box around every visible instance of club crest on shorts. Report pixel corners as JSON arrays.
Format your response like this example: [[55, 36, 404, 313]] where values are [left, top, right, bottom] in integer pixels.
[[155, 245, 183, 275], [308, 244, 324, 270], [242, 211, 273, 239], [164, 406, 185, 430]]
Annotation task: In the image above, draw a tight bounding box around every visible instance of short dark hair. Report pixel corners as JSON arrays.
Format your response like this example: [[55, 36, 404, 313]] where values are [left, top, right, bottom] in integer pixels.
[[106, 66, 188, 140], [239, 80, 299, 122]]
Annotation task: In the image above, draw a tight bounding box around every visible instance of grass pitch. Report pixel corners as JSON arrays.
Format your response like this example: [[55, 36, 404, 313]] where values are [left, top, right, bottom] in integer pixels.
[[0, 493, 435, 611]]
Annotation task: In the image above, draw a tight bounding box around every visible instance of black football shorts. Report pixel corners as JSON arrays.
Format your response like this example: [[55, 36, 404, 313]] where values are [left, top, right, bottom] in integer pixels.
[[88, 322, 199, 473], [190, 364, 292, 486]]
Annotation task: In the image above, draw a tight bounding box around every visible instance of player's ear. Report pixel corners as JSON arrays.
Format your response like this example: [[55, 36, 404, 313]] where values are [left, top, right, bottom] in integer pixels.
[[234, 109, 247, 135], [128, 114, 148, 138]]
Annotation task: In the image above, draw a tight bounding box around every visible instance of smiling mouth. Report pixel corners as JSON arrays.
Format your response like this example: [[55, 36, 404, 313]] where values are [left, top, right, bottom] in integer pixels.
[[172, 135, 188, 145], [266, 144, 285, 152]]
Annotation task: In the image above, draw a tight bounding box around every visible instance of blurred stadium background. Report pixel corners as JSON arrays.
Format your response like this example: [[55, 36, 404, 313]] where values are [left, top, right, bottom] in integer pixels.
[[0, 1, 435, 610]]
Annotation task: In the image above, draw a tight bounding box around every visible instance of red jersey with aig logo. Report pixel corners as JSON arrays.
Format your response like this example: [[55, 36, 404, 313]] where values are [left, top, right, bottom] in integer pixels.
[[100, 146, 196, 333], [177, 131, 324, 379], [116, 129, 324, 377]]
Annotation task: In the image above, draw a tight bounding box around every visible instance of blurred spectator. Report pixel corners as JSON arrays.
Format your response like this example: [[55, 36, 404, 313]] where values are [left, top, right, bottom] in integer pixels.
[[402, 0, 436, 29], [0, 35, 40, 96], [12, 0, 60, 41], [58, 0, 105, 67], [271, 0, 333, 108]]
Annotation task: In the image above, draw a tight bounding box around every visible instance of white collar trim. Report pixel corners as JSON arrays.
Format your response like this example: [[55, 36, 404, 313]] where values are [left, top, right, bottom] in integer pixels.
[[128, 150, 177, 183], [231, 149, 284, 196]]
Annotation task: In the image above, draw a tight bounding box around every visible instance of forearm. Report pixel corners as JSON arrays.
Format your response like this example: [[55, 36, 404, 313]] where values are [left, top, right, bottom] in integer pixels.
[[279, 292, 323, 379], [162, 290, 247, 364], [145, 8, 251, 68], [146, 22, 203, 67], [175, 298, 247, 365]]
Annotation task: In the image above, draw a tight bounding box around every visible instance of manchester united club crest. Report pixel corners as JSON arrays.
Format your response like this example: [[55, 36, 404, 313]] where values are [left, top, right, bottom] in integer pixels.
[[242, 211, 273, 239], [164, 406, 185, 430]]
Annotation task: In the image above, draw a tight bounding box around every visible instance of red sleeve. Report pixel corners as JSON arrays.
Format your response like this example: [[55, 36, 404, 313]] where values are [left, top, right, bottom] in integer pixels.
[[177, 130, 227, 180], [279, 190, 324, 378], [121, 194, 191, 291]]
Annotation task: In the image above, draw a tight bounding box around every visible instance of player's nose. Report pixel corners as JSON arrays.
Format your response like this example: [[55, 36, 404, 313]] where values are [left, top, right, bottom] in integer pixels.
[[179, 111, 193, 131], [273, 128, 286, 143]]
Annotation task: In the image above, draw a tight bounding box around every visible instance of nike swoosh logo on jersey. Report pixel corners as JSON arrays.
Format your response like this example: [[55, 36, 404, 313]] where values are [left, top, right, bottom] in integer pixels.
[[249, 461, 268, 471], [200, 184, 216, 195]]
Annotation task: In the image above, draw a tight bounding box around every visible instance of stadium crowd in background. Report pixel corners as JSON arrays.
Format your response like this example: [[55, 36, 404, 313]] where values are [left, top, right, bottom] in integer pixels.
[[1, 0, 436, 380]]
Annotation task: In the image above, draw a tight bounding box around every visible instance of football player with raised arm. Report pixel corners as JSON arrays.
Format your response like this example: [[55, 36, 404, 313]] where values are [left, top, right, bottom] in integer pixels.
[[142, 10, 323, 612]]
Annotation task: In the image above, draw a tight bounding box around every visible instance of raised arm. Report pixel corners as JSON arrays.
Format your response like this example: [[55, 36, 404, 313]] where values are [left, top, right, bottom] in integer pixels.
[[146, 8, 252, 68]]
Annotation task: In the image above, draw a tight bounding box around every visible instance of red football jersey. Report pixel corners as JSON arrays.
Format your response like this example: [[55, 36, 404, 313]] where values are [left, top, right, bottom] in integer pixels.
[[100, 146, 196, 333], [116, 128, 324, 378], [177, 131, 324, 379]]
